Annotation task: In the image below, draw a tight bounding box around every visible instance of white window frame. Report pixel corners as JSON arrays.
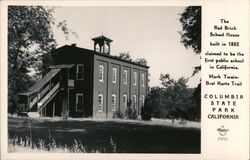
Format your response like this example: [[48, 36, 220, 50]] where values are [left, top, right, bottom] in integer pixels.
[[99, 65, 104, 82], [141, 95, 145, 107], [124, 70, 128, 85], [141, 73, 145, 86], [133, 72, 137, 86], [123, 95, 127, 109], [111, 94, 116, 111], [112, 67, 117, 83], [76, 93, 84, 112], [98, 94, 104, 112], [133, 95, 137, 109], [76, 64, 84, 80]]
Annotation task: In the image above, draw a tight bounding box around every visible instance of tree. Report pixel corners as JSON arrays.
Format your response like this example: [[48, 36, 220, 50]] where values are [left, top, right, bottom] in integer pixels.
[[179, 6, 201, 76], [179, 6, 201, 54], [117, 52, 148, 66], [140, 74, 200, 122], [117, 52, 150, 85], [192, 83, 201, 121], [160, 74, 191, 123], [134, 58, 147, 66], [141, 87, 164, 120], [179, 6, 201, 118], [8, 6, 73, 113], [117, 52, 132, 61], [125, 99, 137, 119]]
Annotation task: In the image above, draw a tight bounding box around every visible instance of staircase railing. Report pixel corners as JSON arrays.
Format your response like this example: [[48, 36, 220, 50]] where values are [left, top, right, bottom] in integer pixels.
[[37, 82, 60, 110]]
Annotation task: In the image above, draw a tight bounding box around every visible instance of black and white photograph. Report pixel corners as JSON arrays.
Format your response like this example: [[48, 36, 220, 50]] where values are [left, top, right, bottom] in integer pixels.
[[7, 5, 201, 154]]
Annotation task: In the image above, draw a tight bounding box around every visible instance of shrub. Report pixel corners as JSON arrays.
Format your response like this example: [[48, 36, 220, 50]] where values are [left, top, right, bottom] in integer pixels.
[[113, 110, 124, 119], [124, 99, 137, 119], [127, 106, 137, 119], [141, 98, 153, 120]]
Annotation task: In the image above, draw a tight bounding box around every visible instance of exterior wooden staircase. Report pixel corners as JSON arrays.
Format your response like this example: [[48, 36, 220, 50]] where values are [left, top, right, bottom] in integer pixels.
[[19, 68, 61, 115]]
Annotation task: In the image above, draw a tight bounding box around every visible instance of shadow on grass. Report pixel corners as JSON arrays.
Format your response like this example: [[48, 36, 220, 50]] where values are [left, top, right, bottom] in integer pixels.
[[8, 116, 200, 153]]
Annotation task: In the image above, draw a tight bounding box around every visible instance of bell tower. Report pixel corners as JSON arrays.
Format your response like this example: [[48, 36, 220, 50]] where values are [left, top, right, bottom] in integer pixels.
[[92, 35, 113, 55]]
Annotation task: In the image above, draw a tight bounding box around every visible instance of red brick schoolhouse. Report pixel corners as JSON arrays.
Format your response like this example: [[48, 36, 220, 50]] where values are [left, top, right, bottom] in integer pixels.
[[19, 35, 149, 119]]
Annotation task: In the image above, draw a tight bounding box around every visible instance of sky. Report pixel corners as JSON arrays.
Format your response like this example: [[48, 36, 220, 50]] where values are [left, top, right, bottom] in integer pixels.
[[52, 6, 200, 88]]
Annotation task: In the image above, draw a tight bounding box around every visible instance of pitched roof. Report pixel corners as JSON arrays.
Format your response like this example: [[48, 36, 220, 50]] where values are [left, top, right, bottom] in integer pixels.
[[92, 35, 113, 42], [53, 45, 149, 68]]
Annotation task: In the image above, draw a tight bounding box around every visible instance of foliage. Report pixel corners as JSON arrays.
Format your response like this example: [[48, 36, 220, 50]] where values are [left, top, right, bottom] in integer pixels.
[[179, 6, 201, 117], [192, 65, 201, 76], [141, 97, 153, 120], [8, 6, 54, 113], [9, 116, 200, 153], [179, 6, 201, 76], [57, 20, 78, 40], [113, 110, 124, 119], [8, 136, 107, 153], [125, 99, 137, 119], [128, 107, 137, 119], [143, 74, 200, 122], [160, 74, 198, 122], [8, 6, 74, 113], [134, 58, 147, 66], [140, 87, 165, 120], [117, 52, 132, 61], [117, 52, 148, 66], [179, 6, 201, 54], [192, 83, 201, 121], [109, 136, 117, 153], [117, 52, 149, 85], [148, 87, 165, 118]]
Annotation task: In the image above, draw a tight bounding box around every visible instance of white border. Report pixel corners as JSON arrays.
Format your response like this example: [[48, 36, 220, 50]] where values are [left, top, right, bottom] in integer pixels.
[[0, 0, 216, 160]]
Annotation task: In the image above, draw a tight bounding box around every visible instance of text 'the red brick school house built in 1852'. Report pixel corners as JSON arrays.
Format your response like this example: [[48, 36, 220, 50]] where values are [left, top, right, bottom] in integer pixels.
[[19, 35, 149, 119]]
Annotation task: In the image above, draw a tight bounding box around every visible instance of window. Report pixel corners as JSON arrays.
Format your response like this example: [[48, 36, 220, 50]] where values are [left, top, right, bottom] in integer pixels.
[[76, 93, 84, 112], [98, 94, 103, 112], [101, 46, 104, 53], [112, 68, 117, 83], [133, 95, 137, 109], [96, 44, 100, 52], [99, 65, 104, 82], [76, 64, 84, 80], [141, 73, 145, 86], [133, 72, 137, 86], [111, 94, 116, 111], [123, 95, 127, 109], [141, 95, 145, 107], [123, 70, 128, 84]]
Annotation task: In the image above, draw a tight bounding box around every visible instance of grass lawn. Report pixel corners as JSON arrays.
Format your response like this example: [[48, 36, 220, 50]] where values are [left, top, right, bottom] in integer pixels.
[[8, 116, 200, 153]]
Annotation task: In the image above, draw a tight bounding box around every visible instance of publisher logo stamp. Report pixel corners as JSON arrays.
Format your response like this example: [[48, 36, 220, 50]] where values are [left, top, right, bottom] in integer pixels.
[[217, 125, 229, 136], [217, 125, 229, 141]]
